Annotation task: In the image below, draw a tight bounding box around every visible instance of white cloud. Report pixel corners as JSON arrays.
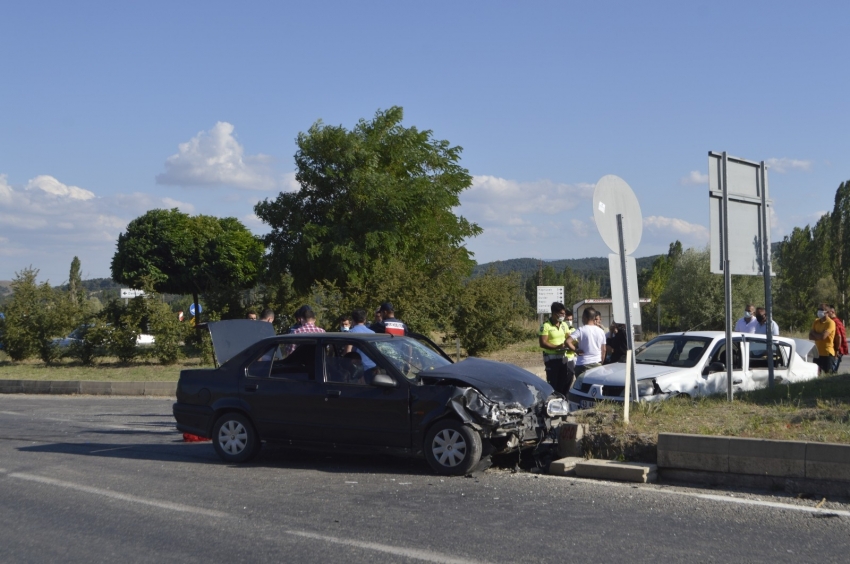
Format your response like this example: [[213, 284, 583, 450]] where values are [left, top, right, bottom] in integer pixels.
[[680, 170, 708, 185], [643, 215, 709, 242], [25, 175, 95, 200], [570, 218, 590, 237], [281, 171, 300, 192], [766, 157, 812, 173], [156, 122, 277, 190], [161, 197, 196, 213], [462, 175, 594, 222]]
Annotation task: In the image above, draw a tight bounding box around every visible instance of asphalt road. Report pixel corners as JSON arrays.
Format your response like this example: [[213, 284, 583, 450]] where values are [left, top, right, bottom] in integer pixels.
[[1, 396, 848, 564]]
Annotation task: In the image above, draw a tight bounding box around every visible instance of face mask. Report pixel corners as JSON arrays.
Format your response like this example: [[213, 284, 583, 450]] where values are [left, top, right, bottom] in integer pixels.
[[557, 316, 565, 322], [340, 326, 350, 332], [566, 318, 573, 326], [744, 311, 753, 319], [817, 310, 825, 319], [756, 315, 765, 323]]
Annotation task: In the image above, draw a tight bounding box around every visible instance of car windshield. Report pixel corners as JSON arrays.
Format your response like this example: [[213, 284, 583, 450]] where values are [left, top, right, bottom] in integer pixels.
[[635, 336, 711, 367], [373, 337, 452, 379]]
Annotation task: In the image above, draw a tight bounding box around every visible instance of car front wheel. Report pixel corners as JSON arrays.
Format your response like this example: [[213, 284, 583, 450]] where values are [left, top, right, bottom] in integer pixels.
[[424, 419, 482, 475], [212, 412, 260, 463]]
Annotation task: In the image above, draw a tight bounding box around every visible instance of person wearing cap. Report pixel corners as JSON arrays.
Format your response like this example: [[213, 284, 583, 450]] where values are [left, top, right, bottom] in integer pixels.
[[373, 302, 408, 336], [286, 305, 308, 334]]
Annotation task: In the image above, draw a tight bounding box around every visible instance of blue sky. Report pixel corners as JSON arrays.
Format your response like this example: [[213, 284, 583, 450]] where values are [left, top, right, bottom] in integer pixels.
[[1, 1, 847, 283]]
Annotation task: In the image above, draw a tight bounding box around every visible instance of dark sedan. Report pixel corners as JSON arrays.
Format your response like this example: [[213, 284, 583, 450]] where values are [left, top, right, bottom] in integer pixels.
[[173, 320, 569, 475]]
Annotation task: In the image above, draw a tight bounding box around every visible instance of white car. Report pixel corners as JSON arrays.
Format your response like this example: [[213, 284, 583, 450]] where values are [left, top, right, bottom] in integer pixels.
[[567, 331, 819, 411], [53, 325, 155, 348]]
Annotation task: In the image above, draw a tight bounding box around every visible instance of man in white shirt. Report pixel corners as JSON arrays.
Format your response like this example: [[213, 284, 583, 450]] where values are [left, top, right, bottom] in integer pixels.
[[734, 304, 758, 333], [571, 307, 609, 378], [753, 307, 779, 336]]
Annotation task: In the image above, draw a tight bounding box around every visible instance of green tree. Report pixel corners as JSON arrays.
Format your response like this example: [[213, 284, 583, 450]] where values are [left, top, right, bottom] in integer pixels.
[[638, 241, 682, 332], [68, 256, 85, 307], [254, 107, 481, 332], [452, 271, 531, 356], [111, 209, 265, 320], [660, 247, 764, 331], [830, 180, 850, 310]]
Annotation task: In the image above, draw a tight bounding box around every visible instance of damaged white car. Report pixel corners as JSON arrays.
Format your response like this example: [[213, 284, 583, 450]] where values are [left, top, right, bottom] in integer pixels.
[[567, 331, 819, 410]]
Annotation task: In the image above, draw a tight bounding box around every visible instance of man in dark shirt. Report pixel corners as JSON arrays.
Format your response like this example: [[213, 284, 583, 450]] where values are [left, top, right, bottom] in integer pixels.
[[373, 302, 408, 336]]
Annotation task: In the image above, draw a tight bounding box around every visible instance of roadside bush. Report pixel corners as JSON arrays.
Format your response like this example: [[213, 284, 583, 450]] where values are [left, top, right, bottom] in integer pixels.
[[66, 319, 111, 365], [451, 270, 531, 356], [148, 294, 184, 365]]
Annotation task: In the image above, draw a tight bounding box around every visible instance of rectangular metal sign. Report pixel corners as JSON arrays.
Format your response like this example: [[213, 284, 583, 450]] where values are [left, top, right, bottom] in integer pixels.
[[120, 289, 146, 298], [608, 254, 642, 326], [536, 286, 564, 314], [708, 152, 773, 276]]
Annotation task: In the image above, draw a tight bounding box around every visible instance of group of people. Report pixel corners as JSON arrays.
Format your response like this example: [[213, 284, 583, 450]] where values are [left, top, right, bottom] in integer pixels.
[[539, 302, 617, 395], [808, 303, 847, 374], [245, 302, 409, 337], [733, 304, 780, 335]]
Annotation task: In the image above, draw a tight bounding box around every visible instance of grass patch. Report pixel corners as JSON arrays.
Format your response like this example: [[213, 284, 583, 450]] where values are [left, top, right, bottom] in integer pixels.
[[574, 372, 850, 447], [0, 356, 206, 382]]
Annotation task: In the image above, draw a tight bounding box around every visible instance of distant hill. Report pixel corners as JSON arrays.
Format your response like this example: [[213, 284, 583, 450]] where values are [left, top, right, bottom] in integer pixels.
[[473, 255, 662, 280]]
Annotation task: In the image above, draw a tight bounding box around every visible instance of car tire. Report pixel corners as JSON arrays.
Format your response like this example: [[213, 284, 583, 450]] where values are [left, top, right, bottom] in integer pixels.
[[424, 419, 482, 476], [212, 412, 260, 463]]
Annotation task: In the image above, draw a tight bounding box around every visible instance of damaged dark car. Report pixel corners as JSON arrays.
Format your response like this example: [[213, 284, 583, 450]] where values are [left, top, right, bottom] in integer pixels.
[[173, 320, 570, 475]]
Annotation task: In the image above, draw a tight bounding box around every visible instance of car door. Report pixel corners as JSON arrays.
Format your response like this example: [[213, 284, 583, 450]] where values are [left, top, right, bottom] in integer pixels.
[[747, 338, 791, 388], [700, 338, 744, 396], [240, 339, 326, 442], [318, 340, 411, 448]]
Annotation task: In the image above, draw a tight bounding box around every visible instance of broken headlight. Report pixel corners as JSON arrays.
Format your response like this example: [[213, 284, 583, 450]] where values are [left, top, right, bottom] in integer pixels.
[[546, 398, 570, 417], [637, 379, 656, 397]]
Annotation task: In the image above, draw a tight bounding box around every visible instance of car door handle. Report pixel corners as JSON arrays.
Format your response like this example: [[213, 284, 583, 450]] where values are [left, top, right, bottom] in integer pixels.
[[244, 384, 258, 392], [326, 390, 341, 398]]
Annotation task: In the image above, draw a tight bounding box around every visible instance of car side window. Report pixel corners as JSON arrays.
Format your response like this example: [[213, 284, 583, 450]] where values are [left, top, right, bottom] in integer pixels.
[[749, 341, 789, 369], [322, 343, 382, 385], [245, 347, 276, 378], [269, 342, 317, 380], [710, 341, 742, 370]]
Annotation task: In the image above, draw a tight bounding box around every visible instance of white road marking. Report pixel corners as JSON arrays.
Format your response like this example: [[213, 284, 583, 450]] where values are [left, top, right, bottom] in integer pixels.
[[284, 530, 488, 564], [0, 411, 23, 416], [6, 472, 229, 518]]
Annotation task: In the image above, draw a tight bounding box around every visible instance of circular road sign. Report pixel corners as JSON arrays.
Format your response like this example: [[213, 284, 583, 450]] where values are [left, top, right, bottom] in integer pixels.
[[592, 174, 643, 255], [189, 303, 203, 317]]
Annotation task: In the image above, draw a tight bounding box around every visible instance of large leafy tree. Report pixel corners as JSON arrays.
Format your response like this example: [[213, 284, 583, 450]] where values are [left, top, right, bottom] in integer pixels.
[[255, 106, 481, 290], [255, 107, 481, 330], [831, 180, 850, 309], [111, 209, 264, 316], [638, 240, 682, 332]]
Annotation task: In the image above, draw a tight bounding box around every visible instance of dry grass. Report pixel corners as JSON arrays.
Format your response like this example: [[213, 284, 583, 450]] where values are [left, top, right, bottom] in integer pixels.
[[574, 372, 850, 446]]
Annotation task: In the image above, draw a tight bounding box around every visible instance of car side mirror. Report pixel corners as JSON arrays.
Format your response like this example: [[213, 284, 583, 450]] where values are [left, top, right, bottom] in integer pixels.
[[703, 361, 726, 376], [372, 373, 397, 388]]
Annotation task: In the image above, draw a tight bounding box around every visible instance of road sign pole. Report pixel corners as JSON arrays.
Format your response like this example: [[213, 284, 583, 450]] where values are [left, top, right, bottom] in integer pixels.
[[760, 161, 775, 387], [617, 214, 638, 403], [722, 152, 734, 402]]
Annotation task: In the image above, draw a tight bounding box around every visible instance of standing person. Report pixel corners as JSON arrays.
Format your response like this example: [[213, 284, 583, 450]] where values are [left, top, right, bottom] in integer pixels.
[[289, 307, 325, 335], [571, 307, 609, 378], [370, 308, 383, 331], [607, 322, 628, 363], [734, 304, 758, 333], [259, 308, 275, 323], [538, 302, 576, 393], [809, 303, 836, 374], [753, 307, 779, 336], [563, 310, 578, 380], [348, 309, 377, 374], [246, 310, 258, 321], [337, 315, 352, 332], [286, 305, 308, 333], [373, 302, 408, 336], [828, 307, 847, 373]]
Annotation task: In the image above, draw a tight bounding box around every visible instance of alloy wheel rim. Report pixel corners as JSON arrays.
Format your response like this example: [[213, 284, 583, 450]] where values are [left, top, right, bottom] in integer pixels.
[[218, 420, 248, 455], [432, 429, 467, 467]]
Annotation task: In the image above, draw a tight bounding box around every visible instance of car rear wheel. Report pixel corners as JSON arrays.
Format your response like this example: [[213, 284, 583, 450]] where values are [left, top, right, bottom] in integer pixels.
[[212, 412, 260, 463], [424, 419, 482, 475]]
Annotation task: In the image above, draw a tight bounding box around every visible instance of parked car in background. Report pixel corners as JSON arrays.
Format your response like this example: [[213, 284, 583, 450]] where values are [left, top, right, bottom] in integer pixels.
[[52, 325, 155, 348], [568, 331, 819, 411], [173, 320, 570, 475]]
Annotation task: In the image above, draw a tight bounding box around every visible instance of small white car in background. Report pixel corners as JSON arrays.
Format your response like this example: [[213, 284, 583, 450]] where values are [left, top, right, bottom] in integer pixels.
[[52, 325, 155, 348], [567, 331, 819, 411]]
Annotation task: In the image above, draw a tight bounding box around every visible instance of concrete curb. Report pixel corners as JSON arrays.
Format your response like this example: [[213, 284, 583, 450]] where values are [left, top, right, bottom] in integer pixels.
[[658, 432, 850, 496], [0, 380, 176, 396]]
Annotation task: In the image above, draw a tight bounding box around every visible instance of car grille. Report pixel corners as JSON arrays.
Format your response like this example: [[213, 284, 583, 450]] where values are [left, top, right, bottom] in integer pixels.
[[601, 385, 625, 397]]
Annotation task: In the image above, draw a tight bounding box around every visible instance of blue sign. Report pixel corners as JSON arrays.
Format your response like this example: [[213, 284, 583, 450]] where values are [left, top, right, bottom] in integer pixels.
[[0, 312, 4, 320], [189, 303, 203, 316]]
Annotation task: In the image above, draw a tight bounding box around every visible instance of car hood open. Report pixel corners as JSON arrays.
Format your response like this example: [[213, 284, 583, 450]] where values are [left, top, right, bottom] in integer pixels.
[[580, 363, 680, 385], [421, 358, 553, 406]]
